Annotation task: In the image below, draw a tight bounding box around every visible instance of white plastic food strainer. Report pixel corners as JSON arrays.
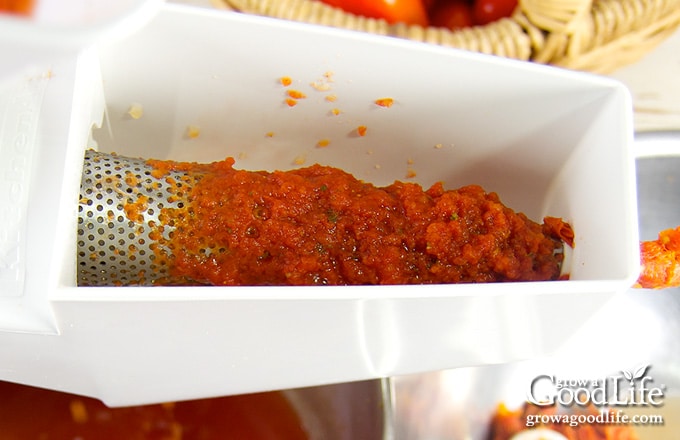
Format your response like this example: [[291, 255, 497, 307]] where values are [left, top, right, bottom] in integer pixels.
[[0, 3, 638, 406]]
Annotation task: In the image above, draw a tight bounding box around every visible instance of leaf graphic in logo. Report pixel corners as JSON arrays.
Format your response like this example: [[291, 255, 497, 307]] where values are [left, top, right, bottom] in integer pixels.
[[633, 364, 649, 380], [622, 370, 633, 381], [630, 365, 649, 384], [622, 365, 649, 386]]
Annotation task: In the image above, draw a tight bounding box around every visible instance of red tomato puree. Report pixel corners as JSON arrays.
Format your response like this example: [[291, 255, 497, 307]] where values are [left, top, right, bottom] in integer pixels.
[[636, 225, 680, 289], [145, 157, 568, 286], [0, 380, 308, 440]]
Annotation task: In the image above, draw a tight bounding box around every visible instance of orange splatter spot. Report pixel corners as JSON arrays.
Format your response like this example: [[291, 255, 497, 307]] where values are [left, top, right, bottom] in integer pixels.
[[317, 139, 331, 148], [186, 125, 201, 139], [127, 103, 144, 119], [374, 97, 394, 108], [124, 171, 139, 187], [311, 71, 334, 91], [310, 81, 331, 91], [123, 194, 149, 223], [280, 76, 292, 86], [285, 98, 298, 107], [287, 89, 307, 99], [357, 125, 368, 137], [330, 108, 341, 116], [325, 94, 337, 102]]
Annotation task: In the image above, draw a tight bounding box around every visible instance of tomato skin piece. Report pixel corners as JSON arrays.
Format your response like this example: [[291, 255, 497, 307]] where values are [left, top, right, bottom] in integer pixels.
[[320, 0, 429, 26], [473, 0, 517, 25], [430, 0, 474, 30]]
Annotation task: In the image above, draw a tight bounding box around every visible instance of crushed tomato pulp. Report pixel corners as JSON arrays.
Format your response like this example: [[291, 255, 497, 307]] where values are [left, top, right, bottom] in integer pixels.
[[0, 380, 308, 440], [144, 157, 569, 286], [636, 225, 680, 289]]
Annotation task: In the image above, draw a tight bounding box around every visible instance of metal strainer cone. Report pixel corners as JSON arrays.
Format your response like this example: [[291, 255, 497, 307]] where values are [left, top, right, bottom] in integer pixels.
[[77, 150, 192, 286]]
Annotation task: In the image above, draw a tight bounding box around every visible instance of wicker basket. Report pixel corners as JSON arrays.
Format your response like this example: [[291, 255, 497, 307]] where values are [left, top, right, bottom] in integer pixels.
[[215, 0, 680, 73]]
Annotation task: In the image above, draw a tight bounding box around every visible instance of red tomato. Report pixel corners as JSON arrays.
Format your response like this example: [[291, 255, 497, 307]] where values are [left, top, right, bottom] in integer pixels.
[[320, 0, 430, 26], [422, 0, 437, 11], [430, 0, 473, 30], [473, 0, 517, 25]]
